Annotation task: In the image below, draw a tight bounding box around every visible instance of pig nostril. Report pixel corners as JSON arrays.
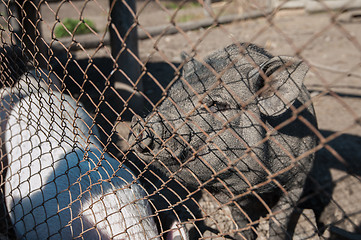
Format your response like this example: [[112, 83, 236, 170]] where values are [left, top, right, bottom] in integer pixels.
[[135, 128, 154, 153], [130, 115, 156, 153], [136, 131, 143, 141]]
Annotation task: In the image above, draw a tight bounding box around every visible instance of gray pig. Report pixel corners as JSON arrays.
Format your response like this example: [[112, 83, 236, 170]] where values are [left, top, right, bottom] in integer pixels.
[[129, 43, 318, 239]]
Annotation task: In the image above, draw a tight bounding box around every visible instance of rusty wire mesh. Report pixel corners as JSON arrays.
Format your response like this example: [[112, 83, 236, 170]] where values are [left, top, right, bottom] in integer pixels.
[[0, 0, 361, 239]]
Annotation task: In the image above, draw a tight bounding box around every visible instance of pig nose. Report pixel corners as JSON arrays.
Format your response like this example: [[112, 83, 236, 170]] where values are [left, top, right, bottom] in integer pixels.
[[131, 115, 155, 153]]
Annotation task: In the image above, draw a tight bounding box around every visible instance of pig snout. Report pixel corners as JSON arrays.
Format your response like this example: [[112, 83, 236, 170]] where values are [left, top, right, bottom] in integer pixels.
[[131, 115, 156, 153], [131, 114, 192, 158]]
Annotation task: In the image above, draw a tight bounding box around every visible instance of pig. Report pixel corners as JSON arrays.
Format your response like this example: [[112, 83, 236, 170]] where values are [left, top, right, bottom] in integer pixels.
[[2, 69, 161, 239], [129, 43, 318, 239]]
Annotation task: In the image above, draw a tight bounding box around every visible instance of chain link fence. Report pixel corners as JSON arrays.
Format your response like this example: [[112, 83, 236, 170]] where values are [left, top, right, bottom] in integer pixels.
[[0, 0, 361, 239]]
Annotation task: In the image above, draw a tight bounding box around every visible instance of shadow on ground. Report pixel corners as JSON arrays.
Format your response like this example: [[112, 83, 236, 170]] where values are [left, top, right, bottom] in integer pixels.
[[301, 130, 361, 238]]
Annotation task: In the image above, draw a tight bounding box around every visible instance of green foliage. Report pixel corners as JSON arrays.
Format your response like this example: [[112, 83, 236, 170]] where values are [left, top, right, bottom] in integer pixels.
[[55, 18, 97, 38], [163, 1, 201, 10], [163, 2, 179, 9], [177, 14, 197, 23]]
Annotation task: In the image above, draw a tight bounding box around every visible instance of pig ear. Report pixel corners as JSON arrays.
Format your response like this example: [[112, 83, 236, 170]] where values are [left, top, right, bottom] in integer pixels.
[[256, 56, 309, 116]]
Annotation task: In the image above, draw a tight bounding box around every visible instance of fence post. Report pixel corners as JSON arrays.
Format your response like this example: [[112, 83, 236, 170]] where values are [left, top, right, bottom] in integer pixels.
[[14, 0, 48, 69], [109, 0, 142, 119]]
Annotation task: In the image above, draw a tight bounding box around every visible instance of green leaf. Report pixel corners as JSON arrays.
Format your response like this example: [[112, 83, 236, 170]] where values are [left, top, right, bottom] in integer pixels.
[[55, 18, 97, 38]]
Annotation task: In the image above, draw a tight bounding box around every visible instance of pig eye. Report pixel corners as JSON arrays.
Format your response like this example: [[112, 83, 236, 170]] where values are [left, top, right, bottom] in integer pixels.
[[207, 101, 230, 113]]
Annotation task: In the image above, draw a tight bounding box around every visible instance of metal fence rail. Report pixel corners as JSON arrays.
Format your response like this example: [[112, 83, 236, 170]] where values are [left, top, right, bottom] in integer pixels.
[[0, 0, 360, 239]]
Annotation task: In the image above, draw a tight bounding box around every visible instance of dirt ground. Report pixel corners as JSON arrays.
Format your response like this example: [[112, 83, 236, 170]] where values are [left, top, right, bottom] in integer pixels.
[[2, 0, 361, 239]]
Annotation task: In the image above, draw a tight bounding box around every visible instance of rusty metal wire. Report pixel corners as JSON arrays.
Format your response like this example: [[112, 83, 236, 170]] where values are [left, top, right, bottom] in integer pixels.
[[0, 0, 360, 239]]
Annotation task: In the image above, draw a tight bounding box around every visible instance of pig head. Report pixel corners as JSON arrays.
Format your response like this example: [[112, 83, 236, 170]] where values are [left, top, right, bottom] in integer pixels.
[[129, 43, 318, 239]]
